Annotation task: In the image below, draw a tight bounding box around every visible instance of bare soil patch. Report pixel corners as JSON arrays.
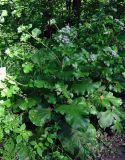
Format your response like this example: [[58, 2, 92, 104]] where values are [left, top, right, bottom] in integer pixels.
[[97, 135, 125, 160]]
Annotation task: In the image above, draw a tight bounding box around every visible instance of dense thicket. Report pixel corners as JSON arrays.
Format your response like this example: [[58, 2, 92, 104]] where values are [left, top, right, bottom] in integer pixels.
[[0, 0, 125, 159]]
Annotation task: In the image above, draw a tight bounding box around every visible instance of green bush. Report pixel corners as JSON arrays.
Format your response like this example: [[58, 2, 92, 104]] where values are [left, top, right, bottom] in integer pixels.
[[0, 0, 125, 159]]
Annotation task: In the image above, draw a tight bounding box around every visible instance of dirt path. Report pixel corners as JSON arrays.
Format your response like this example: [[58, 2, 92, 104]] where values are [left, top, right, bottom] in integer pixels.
[[97, 135, 125, 160]]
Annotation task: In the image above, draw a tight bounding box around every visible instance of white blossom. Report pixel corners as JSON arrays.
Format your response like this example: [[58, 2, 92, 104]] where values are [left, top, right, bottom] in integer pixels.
[[56, 25, 77, 44], [0, 67, 6, 81], [89, 54, 97, 61], [58, 34, 70, 44], [59, 25, 71, 34]]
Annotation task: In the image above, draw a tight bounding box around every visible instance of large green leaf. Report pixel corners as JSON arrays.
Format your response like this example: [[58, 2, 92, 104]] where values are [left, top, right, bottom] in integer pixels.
[[107, 92, 122, 107], [16, 143, 35, 160], [34, 80, 51, 89], [56, 99, 90, 129], [29, 108, 51, 127], [0, 107, 5, 117], [94, 92, 122, 109], [59, 124, 97, 159], [32, 28, 41, 38], [72, 79, 100, 95], [98, 110, 120, 129], [31, 52, 42, 67], [22, 62, 33, 74], [15, 97, 39, 110]]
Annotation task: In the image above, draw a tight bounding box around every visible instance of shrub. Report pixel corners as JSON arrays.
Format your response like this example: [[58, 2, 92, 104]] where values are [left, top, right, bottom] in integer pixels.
[[0, 0, 125, 159]]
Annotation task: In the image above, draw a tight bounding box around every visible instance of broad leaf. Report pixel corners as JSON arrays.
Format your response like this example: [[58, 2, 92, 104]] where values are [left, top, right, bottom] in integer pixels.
[[29, 108, 51, 126], [95, 92, 122, 109], [59, 124, 97, 159], [22, 62, 33, 74], [16, 143, 35, 160], [56, 99, 90, 129], [72, 79, 100, 95], [98, 110, 121, 129], [15, 98, 39, 110], [32, 28, 41, 38], [0, 107, 5, 117], [107, 92, 122, 107], [34, 80, 52, 89]]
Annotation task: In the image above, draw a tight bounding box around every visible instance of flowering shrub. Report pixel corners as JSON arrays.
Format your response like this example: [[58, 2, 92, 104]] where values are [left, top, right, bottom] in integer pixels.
[[0, 0, 125, 160]]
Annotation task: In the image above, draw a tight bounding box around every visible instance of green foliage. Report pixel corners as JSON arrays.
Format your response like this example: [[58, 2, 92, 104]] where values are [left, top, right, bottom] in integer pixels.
[[31, 28, 41, 38], [56, 98, 90, 129], [0, 0, 125, 159], [29, 108, 51, 127]]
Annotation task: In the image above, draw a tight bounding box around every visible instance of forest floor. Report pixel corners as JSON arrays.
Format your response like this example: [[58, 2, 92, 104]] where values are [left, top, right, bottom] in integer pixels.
[[97, 134, 125, 160]]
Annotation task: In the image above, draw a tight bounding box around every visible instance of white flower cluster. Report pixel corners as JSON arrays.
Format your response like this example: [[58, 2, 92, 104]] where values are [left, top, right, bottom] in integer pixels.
[[57, 25, 71, 44], [56, 25, 77, 45], [58, 35, 70, 44], [59, 25, 71, 34], [89, 54, 97, 62]]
